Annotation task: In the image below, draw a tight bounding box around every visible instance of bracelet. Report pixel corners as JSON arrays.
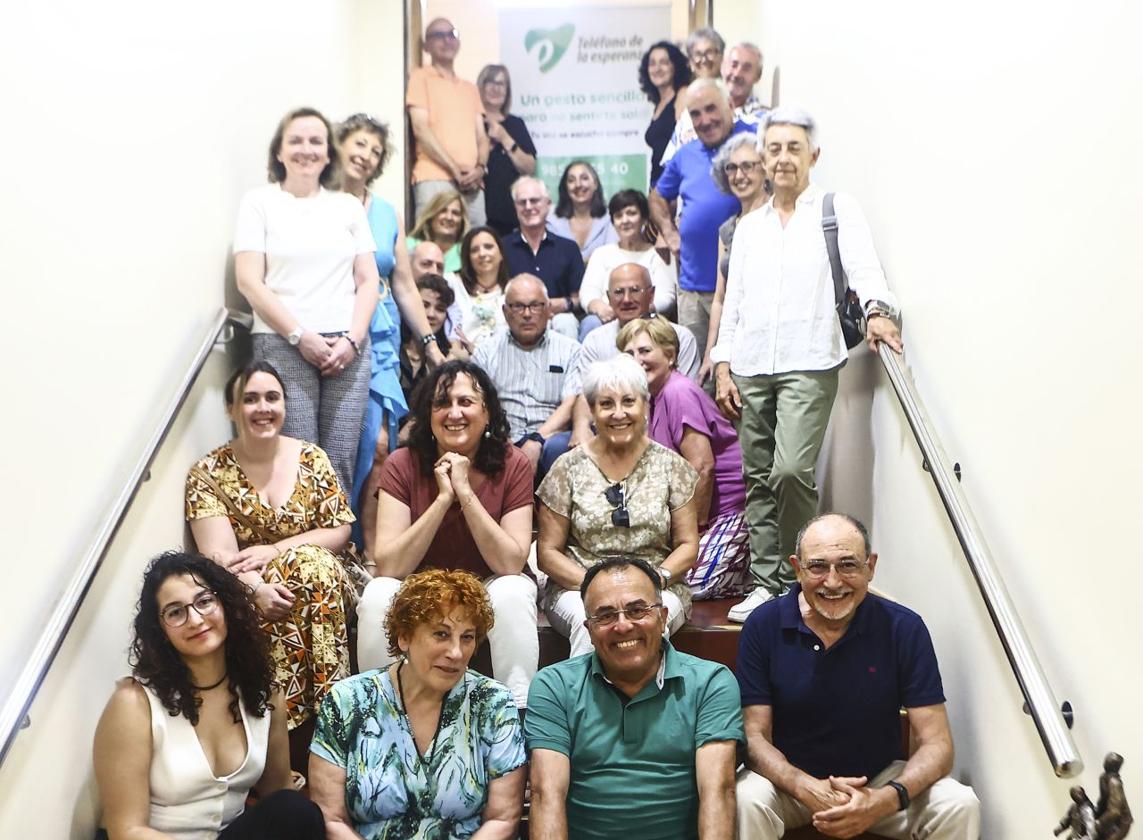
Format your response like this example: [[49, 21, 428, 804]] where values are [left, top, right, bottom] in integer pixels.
[[244, 580, 263, 596], [421, 333, 438, 347], [342, 334, 360, 354]]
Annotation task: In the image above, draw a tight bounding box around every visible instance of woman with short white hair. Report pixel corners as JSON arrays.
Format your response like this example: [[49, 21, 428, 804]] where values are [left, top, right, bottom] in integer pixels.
[[536, 355, 699, 656]]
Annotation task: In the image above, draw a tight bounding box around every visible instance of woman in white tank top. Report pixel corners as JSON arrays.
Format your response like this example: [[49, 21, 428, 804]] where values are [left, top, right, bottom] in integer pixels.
[[93, 552, 325, 840]]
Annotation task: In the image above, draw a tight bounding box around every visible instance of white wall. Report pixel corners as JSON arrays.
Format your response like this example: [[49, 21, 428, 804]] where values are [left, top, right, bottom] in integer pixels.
[[714, 1, 1143, 836], [0, 1, 406, 835]]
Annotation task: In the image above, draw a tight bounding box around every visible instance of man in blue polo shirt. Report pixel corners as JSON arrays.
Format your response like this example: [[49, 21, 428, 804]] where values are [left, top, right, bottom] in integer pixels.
[[735, 513, 980, 839], [650, 78, 751, 357], [526, 557, 742, 840], [501, 175, 584, 339]]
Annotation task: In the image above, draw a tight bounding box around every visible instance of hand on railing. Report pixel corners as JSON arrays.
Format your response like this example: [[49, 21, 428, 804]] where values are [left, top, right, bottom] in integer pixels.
[[866, 315, 903, 354]]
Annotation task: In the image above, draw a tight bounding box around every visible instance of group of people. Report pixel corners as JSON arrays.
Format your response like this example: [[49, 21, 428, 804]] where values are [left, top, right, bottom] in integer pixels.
[[89, 14, 984, 840]]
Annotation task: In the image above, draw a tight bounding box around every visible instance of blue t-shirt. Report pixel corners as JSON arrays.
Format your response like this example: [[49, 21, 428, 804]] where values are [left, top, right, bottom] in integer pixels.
[[312, 668, 525, 840], [655, 122, 751, 293], [736, 587, 945, 780]]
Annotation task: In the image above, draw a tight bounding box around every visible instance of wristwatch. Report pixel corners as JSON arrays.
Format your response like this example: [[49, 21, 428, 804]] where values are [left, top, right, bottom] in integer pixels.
[[885, 780, 909, 811], [865, 299, 894, 320], [658, 567, 673, 584], [287, 326, 304, 346]]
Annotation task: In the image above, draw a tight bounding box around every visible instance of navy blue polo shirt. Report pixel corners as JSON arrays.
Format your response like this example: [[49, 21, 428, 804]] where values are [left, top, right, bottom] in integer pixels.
[[501, 229, 585, 301], [736, 586, 945, 780]]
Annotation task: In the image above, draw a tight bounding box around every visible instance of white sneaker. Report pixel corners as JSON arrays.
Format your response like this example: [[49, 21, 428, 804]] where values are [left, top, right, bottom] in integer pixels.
[[727, 589, 775, 623]]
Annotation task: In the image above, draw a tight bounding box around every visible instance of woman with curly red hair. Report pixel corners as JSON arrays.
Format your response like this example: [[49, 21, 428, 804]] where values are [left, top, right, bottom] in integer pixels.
[[93, 552, 324, 839], [309, 569, 525, 839]]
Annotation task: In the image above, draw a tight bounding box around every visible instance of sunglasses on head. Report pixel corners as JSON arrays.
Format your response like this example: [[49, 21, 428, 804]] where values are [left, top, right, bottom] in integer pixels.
[[604, 482, 630, 528]]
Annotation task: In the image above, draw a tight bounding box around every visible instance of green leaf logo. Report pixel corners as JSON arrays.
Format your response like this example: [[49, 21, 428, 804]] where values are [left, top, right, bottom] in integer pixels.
[[524, 23, 574, 73]]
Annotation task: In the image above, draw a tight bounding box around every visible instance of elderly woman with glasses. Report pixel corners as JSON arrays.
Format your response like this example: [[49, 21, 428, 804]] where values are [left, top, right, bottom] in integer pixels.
[[699, 130, 769, 384], [536, 354, 699, 656]]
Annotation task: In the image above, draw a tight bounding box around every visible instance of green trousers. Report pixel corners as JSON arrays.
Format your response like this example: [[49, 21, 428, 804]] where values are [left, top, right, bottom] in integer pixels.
[[733, 367, 840, 594]]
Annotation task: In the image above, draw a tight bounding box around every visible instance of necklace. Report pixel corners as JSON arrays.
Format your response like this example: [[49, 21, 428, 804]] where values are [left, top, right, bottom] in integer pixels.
[[474, 276, 500, 294], [192, 672, 228, 691], [396, 661, 448, 766]]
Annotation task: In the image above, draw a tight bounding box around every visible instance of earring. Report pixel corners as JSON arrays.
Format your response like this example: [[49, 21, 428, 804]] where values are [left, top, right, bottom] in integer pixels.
[[483, 429, 491, 439]]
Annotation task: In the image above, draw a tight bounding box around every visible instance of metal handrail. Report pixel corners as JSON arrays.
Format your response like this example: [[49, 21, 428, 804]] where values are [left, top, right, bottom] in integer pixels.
[[876, 344, 1083, 778], [0, 307, 243, 768]]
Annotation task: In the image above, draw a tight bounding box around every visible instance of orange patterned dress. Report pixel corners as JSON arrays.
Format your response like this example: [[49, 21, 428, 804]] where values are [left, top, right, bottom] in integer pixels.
[[185, 442, 359, 729]]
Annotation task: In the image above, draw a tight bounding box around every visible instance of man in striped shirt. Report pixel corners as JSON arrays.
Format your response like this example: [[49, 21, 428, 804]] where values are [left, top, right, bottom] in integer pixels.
[[473, 274, 582, 481]]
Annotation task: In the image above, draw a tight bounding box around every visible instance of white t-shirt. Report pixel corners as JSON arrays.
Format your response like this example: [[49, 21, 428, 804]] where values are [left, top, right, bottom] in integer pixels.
[[445, 274, 507, 348], [233, 184, 376, 334], [580, 244, 677, 315]]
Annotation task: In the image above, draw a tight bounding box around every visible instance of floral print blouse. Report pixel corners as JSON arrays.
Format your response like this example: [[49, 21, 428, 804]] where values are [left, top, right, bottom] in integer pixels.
[[311, 668, 525, 840]]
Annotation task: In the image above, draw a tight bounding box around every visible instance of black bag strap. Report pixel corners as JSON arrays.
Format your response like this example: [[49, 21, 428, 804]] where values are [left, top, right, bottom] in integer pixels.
[[822, 192, 846, 308]]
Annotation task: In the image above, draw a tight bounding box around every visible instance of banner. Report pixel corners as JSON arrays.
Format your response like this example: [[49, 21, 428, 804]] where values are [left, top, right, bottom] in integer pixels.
[[499, 5, 672, 198]]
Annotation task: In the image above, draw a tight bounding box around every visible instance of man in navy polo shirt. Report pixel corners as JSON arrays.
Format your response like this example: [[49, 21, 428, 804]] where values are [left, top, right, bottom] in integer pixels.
[[735, 513, 980, 839], [650, 79, 751, 358], [501, 176, 584, 339]]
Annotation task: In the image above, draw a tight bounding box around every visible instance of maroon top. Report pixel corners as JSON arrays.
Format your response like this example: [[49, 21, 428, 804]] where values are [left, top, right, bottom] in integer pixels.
[[377, 445, 535, 578]]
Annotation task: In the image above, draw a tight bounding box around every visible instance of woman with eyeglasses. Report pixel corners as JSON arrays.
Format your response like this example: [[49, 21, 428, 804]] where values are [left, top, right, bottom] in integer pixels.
[[186, 362, 362, 760], [477, 64, 537, 237], [333, 113, 445, 561], [536, 354, 698, 656], [93, 552, 325, 840], [699, 131, 770, 385], [356, 361, 537, 711], [309, 569, 525, 840], [617, 317, 751, 600], [657, 29, 726, 167]]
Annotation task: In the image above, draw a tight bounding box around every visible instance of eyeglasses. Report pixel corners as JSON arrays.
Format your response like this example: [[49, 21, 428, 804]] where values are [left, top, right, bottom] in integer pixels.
[[586, 602, 663, 627], [609, 285, 650, 299], [506, 301, 546, 314], [691, 48, 721, 62], [426, 28, 459, 41], [483, 79, 508, 88], [724, 160, 762, 176], [161, 591, 220, 628], [800, 560, 869, 580], [514, 196, 546, 207], [604, 482, 630, 527]]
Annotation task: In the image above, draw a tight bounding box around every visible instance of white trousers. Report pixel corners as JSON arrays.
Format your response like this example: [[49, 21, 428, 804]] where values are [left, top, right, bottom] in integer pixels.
[[545, 588, 687, 658], [736, 761, 980, 840], [357, 574, 538, 708]]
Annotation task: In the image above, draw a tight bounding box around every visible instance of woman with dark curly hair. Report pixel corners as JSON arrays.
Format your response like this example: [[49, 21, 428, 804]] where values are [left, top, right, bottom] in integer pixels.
[[548, 160, 617, 263], [310, 569, 525, 839], [93, 552, 325, 839], [639, 41, 693, 186], [357, 361, 537, 709]]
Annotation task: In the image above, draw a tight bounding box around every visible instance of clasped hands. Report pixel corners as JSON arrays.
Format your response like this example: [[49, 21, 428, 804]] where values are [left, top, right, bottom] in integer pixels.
[[211, 548, 295, 621], [434, 451, 477, 508], [298, 331, 359, 377], [799, 775, 897, 838]]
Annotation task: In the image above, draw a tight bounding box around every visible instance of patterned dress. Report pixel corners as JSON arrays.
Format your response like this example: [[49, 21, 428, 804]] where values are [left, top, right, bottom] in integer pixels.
[[311, 668, 525, 839], [185, 442, 358, 729], [536, 441, 698, 614]]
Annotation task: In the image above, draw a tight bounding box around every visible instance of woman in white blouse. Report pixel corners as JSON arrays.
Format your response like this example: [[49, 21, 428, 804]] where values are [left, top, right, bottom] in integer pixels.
[[578, 189, 676, 339], [234, 107, 379, 493]]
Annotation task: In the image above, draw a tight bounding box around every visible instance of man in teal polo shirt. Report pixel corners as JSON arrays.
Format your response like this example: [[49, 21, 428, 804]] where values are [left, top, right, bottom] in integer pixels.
[[525, 557, 743, 839]]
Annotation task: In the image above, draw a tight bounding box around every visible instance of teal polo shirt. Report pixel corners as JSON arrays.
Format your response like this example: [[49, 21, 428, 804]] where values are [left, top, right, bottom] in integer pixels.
[[525, 641, 744, 840]]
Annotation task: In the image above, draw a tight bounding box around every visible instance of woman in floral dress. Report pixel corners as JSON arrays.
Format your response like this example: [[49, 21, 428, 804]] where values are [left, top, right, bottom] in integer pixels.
[[186, 361, 365, 741]]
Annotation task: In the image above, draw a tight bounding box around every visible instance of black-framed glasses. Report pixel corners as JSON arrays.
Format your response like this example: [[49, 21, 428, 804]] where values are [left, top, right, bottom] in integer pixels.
[[724, 160, 762, 176], [801, 559, 869, 580], [160, 591, 220, 628], [585, 602, 664, 627], [426, 28, 459, 41], [604, 482, 630, 527], [505, 301, 546, 314]]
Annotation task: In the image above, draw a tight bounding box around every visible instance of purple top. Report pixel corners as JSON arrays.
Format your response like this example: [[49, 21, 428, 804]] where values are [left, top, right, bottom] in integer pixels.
[[648, 371, 746, 519]]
